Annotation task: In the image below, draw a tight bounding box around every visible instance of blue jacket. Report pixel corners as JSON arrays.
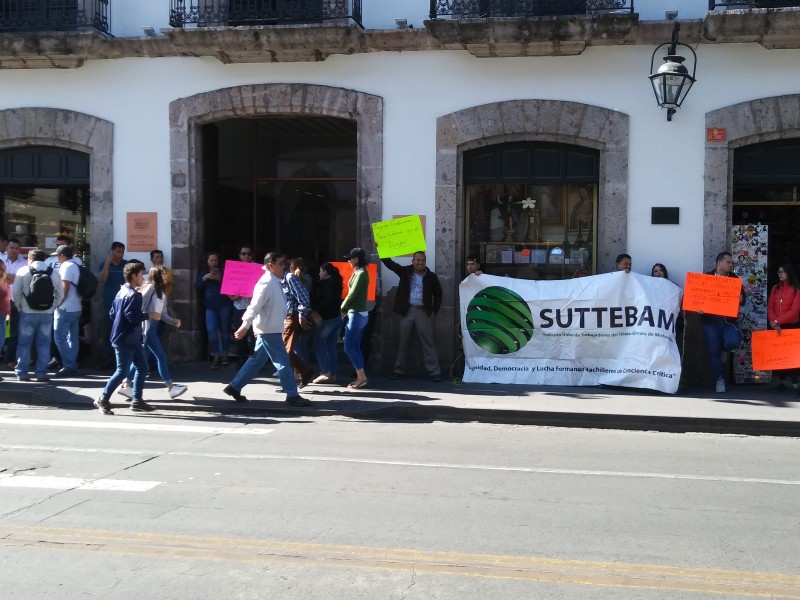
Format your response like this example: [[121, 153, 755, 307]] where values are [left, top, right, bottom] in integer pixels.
[[108, 283, 147, 348]]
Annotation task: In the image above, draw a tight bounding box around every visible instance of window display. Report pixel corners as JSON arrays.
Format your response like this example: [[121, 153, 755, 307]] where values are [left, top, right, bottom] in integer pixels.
[[466, 182, 597, 280]]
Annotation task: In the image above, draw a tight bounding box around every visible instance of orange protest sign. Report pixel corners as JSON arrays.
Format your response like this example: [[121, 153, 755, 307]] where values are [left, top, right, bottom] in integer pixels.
[[681, 272, 742, 318], [331, 262, 378, 302], [751, 329, 800, 371]]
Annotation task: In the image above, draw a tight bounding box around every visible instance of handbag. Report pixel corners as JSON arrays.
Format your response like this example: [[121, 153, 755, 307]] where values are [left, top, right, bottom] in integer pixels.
[[722, 321, 741, 352]]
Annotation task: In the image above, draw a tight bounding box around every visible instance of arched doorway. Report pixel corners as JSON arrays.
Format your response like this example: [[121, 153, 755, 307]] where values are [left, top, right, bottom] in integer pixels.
[[169, 84, 383, 361]]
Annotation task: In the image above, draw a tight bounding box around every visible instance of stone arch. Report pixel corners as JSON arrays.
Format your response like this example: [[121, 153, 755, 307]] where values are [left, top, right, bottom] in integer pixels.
[[169, 84, 383, 360], [0, 107, 113, 358], [0, 107, 114, 252], [433, 100, 629, 365], [705, 94, 800, 270]]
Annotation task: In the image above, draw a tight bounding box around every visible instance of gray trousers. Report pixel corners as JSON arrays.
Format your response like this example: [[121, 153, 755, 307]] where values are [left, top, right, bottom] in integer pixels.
[[394, 307, 440, 376]]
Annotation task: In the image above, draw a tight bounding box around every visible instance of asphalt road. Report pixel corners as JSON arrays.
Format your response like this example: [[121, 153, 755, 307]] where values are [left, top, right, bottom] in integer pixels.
[[1, 401, 799, 599]]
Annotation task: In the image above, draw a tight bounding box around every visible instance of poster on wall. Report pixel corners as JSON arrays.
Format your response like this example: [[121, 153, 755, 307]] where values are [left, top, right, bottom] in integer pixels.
[[460, 272, 683, 393], [126, 212, 157, 252], [731, 224, 770, 384]]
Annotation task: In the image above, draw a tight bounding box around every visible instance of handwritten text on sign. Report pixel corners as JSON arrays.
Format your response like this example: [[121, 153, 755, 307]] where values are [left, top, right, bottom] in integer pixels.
[[372, 215, 426, 259], [681, 272, 742, 318], [331, 262, 378, 302], [220, 260, 266, 297], [751, 329, 800, 371]]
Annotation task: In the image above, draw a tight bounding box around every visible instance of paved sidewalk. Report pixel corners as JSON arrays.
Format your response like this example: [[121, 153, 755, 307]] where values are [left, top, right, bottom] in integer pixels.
[[2, 362, 799, 436]]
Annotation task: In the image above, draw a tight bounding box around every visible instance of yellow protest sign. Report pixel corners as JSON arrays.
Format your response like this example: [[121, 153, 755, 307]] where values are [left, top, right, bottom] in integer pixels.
[[372, 215, 426, 259]]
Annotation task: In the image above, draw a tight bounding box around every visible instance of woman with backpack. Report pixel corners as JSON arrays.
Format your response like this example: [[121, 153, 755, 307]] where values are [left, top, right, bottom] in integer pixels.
[[767, 263, 800, 396], [117, 266, 188, 400]]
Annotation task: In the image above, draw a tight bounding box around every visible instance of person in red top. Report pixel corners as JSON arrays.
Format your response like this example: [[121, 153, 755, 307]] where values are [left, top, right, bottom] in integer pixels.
[[767, 263, 800, 395]]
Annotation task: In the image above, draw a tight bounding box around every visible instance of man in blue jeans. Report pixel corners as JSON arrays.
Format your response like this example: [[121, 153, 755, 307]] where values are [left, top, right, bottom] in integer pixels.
[[53, 245, 82, 377], [223, 252, 311, 408], [12, 249, 64, 382], [700, 251, 745, 393], [94, 262, 157, 415]]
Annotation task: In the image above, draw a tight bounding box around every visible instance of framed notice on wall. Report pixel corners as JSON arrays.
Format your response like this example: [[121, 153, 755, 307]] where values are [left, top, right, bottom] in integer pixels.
[[126, 212, 157, 252]]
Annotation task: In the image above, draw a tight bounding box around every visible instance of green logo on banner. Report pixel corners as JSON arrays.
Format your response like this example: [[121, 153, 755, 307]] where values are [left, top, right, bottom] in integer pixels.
[[466, 287, 534, 354]]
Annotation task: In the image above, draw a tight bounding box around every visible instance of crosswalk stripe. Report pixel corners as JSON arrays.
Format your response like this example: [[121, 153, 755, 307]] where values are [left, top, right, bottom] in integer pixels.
[[0, 416, 272, 435], [0, 474, 161, 492]]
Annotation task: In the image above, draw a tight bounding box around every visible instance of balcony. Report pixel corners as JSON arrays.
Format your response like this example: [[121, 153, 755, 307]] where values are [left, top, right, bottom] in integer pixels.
[[428, 0, 635, 19], [709, 0, 799, 7], [169, 0, 362, 29], [0, 0, 109, 33]]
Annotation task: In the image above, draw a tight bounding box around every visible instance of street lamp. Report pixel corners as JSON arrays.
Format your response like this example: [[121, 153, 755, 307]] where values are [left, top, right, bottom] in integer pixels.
[[648, 21, 697, 122]]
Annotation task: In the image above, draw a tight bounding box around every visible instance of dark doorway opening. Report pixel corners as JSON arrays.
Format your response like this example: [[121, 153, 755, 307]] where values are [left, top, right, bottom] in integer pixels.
[[202, 116, 357, 271]]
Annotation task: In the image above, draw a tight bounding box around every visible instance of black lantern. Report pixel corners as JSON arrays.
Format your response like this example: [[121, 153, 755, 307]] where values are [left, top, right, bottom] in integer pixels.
[[648, 22, 697, 121]]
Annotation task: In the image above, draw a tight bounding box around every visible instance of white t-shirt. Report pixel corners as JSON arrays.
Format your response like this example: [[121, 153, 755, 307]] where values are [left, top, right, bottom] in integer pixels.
[[45, 254, 82, 270], [58, 260, 82, 312]]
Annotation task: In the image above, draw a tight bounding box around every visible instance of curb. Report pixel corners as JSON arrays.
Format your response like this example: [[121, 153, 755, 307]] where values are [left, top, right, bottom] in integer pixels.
[[4, 388, 800, 438]]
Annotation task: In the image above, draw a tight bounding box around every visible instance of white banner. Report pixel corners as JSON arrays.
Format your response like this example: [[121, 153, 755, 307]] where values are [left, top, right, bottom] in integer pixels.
[[460, 272, 683, 393]]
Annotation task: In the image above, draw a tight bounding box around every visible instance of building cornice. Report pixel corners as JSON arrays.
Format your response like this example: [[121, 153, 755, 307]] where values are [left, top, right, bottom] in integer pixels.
[[0, 10, 799, 69]]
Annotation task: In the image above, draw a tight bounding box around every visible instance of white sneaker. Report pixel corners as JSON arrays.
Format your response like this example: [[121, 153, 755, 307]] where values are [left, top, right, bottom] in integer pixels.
[[169, 384, 188, 399], [116, 386, 133, 399], [715, 377, 726, 393]]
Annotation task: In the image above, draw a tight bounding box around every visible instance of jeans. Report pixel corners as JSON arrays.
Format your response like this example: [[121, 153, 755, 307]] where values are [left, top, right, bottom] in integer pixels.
[[702, 316, 726, 380], [102, 344, 148, 401], [230, 333, 298, 397], [313, 316, 342, 376], [343, 311, 368, 371], [205, 304, 232, 357], [232, 307, 255, 365], [128, 321, 172, 385], [15, 312, 53, 378], [54, 309, 81, 371]]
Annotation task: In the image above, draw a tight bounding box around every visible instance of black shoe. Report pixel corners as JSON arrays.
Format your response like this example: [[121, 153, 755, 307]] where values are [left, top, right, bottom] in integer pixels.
[[55, 368, 78, 378], [430, 374, 442, 382], [772, 382, 788, 393], [94, 396, 114, 415], [388, 372, 403, 380], [35, 376, 50, 383], [223, 384, 248, 402], [17, 376, 31, 382], [298, 371, 315, 389], [285, 395, 311, 408], [47, 359, 61, 372], [130, 400, 156, 412]]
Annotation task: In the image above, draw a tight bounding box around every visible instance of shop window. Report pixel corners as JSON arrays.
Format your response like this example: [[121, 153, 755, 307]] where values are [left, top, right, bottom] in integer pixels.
[[464, 143, 598, 280]]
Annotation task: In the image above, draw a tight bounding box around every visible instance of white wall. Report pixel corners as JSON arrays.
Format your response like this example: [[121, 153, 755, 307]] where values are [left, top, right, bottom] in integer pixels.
[[1, 41, 799, 284]]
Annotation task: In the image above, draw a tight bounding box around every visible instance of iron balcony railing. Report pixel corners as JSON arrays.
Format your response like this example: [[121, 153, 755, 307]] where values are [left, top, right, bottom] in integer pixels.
[[429, 0, 634, 19], [169, 0, 362, 28], [708, 0, 799, 7], [0, 0, 109, 33]]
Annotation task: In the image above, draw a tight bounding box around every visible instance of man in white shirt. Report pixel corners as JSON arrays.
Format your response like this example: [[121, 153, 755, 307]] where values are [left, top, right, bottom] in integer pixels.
[[45, 235, 83, 270], [12, 249, 63, 382], [0, 231, 8, 260], [53, 245, 82, 377], [3, 238, 28, 369]]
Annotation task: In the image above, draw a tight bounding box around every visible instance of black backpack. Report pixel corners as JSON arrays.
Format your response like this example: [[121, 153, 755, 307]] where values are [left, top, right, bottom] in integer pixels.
[[24, 265, 56, 310], [75, 264, 99, 299]]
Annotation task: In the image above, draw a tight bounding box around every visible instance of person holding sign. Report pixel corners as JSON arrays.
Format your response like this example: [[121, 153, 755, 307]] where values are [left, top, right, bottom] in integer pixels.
[[698, 252, 746, 393], [228, 245, 257, 368], [382, 251, 443, 381], [341, 248, 370, 388], [767, 263, 800, 395]]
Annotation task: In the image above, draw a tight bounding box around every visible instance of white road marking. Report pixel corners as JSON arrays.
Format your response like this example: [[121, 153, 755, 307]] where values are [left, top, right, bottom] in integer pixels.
[[0, 416, 272, 435], [2, 444, 798, 486], [0, 474, 161, 491]]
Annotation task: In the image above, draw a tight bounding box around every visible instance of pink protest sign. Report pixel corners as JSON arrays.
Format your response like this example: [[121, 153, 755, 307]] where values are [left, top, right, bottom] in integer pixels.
[[220, 260, 265, 297]]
